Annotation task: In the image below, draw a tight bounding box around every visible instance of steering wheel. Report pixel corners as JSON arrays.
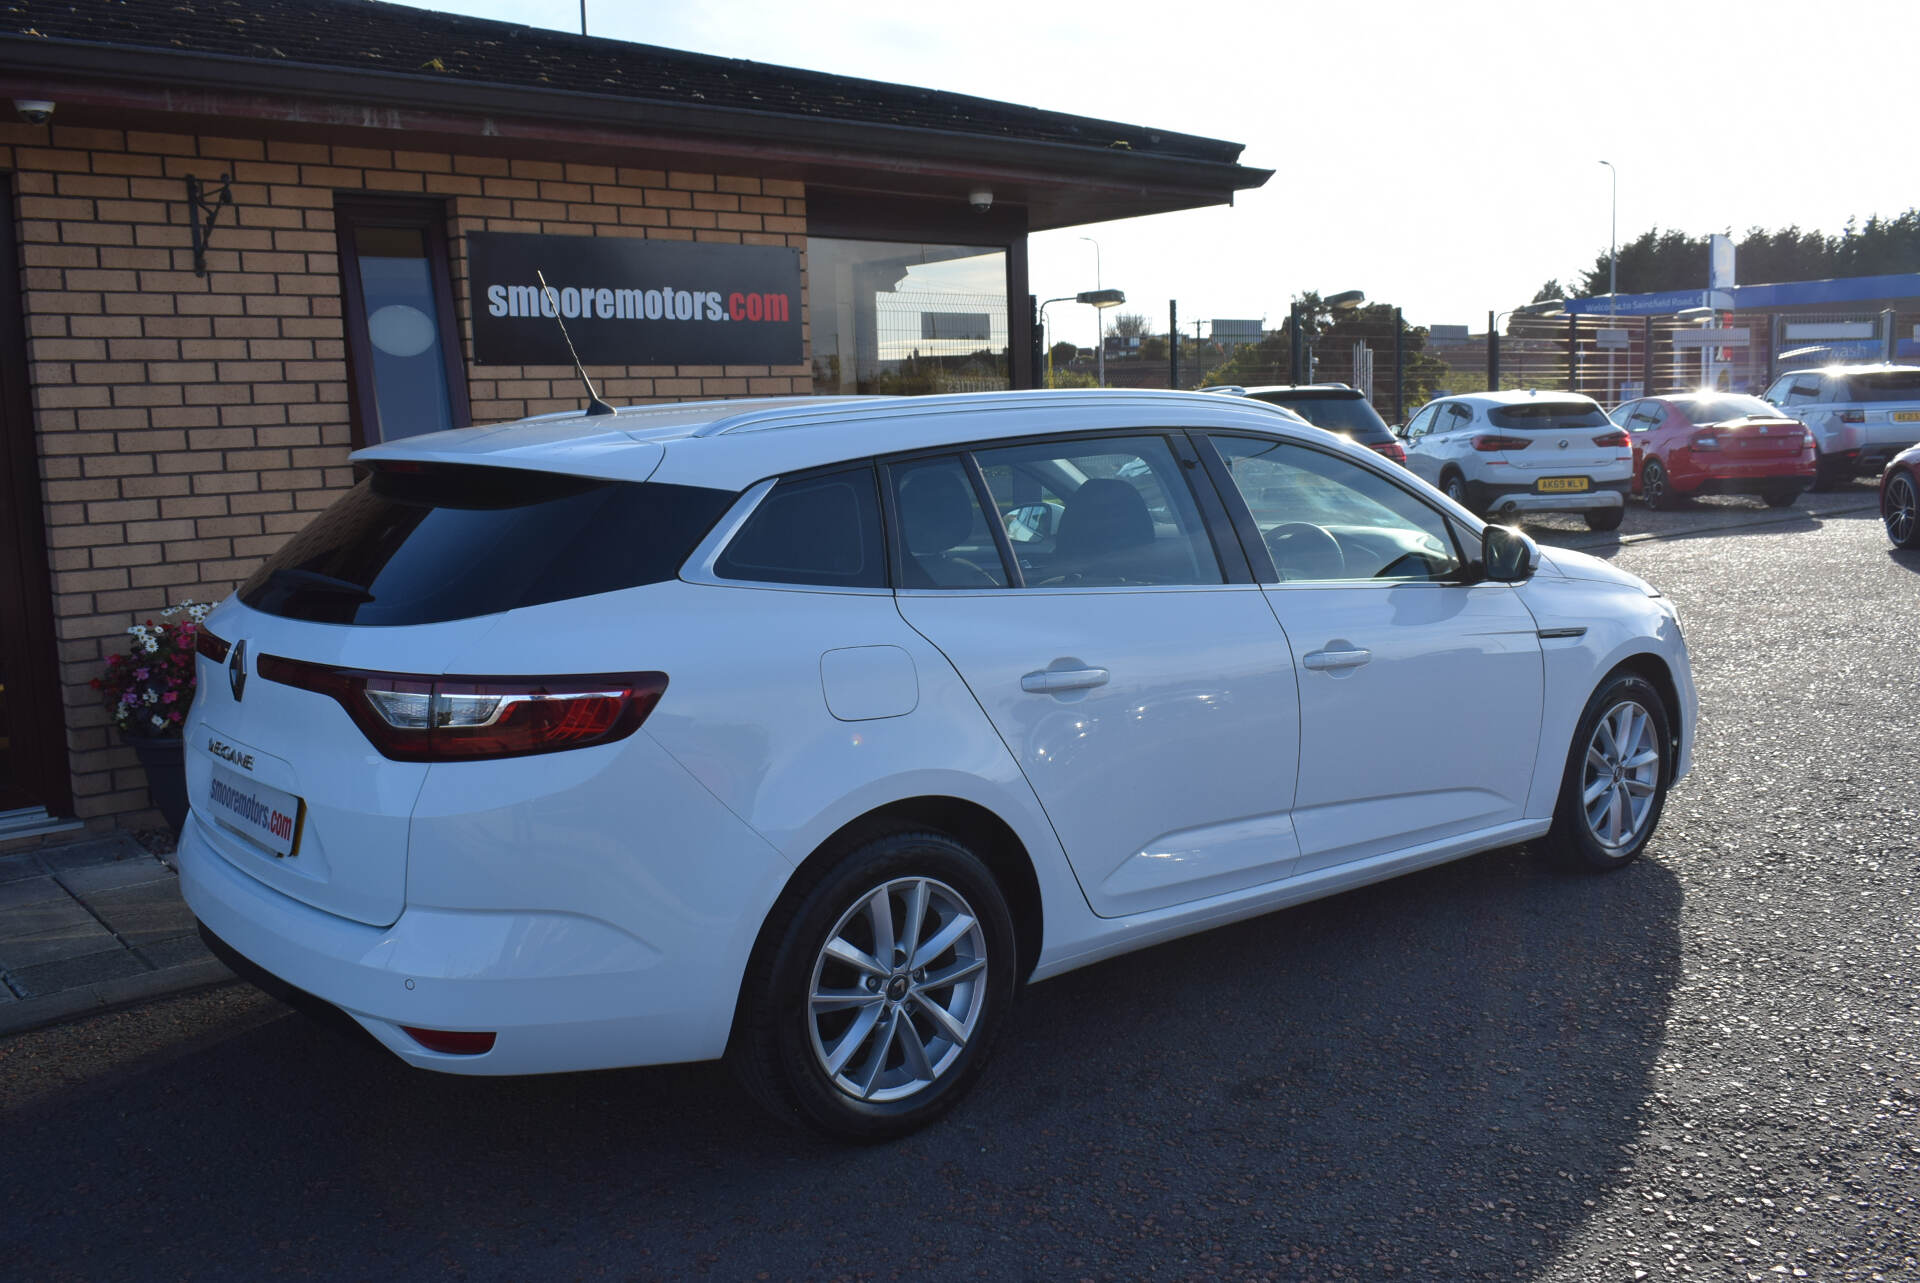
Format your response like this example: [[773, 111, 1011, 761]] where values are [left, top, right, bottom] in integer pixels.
[[1265, 522, 1346, 581]]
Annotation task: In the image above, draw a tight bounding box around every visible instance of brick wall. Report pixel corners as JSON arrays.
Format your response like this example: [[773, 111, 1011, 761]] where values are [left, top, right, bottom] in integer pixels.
[[4, 122, 810, 824]]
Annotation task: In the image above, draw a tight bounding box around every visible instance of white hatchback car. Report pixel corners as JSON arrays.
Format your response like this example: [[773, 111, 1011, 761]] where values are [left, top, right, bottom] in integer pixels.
[[1397, 390, 1635, 530], [179, 389, 1695, 1138]]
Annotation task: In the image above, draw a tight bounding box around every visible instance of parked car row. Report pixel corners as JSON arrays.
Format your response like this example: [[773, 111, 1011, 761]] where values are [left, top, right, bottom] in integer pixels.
[[180, 387, 1697, 1139], [1218, 365, 1917, 546]]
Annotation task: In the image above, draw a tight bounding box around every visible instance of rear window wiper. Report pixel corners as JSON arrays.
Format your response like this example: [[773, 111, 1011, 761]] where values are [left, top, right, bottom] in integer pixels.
[[269, 567, 375, 601]]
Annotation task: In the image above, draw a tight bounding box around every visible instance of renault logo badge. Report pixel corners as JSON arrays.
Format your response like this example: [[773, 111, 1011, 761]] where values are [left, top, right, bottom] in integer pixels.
[[228, 640, 248, 702]]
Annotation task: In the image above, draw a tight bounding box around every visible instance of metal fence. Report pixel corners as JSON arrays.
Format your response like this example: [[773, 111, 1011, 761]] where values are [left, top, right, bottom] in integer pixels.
[[816, 287, 1011, 396], [1076, 305, 1920, 420]]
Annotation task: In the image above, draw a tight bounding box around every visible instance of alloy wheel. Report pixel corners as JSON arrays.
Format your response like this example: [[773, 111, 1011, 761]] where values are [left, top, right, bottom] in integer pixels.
[[1581, 700, 1661, 853], [806, 877, 988, 1103], [1887, 472, 1917, 545], [1642, 461, 1668, 508]]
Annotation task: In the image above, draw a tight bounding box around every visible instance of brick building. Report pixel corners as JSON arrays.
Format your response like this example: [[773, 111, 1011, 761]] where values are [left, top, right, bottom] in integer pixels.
[[0, 0, 1266, 838]]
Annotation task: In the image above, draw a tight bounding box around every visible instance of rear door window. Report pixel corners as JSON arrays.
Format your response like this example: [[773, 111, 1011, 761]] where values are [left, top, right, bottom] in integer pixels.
[[239, 464, 733, 625], [973, 436, 1222, 587], [1840, 370, 1920, 402], [714, 466, 887, 589], [888, 456, 1009, 590]]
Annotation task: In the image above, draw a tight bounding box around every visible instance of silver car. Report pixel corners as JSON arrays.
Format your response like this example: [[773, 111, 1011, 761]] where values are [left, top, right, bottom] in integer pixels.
[[1761, 364, 1920, 486]]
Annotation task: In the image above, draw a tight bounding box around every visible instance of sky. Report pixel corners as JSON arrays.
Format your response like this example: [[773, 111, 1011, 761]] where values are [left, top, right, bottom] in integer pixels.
[[395, 0, 1919, 346]]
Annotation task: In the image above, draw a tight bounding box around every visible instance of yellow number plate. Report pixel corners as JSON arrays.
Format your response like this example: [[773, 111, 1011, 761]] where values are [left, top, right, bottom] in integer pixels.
[[1892, 410, 1920, 422], [1536, 476, 1591, 493]]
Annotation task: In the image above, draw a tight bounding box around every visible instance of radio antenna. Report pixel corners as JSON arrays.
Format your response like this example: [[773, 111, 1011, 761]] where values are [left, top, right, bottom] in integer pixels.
[[536, 269, 617, 418]]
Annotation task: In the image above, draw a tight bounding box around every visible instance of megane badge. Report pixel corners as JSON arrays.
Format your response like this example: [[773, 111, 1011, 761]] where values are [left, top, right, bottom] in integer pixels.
[[228, 640, 248, 702]]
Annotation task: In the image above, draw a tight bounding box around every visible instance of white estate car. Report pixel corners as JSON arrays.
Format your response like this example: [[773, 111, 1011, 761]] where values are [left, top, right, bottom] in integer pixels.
[[179, 389, 1695, 1139], [1760, 364, 1920, 486], [1397, 390, 1635, 530]]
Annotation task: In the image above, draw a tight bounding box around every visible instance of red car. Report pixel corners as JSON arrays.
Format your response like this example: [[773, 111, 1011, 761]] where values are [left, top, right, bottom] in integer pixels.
[[1612, 394, 1816, 509]]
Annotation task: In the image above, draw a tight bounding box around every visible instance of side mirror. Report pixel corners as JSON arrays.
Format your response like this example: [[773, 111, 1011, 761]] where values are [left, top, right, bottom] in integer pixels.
[[1482, 523, 1538, 583]]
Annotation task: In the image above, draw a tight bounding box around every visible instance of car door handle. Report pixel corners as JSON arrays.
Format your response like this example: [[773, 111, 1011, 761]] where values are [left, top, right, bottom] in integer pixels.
[[1021, 667, 1111, 694], [1302, 647, 1372, 672]]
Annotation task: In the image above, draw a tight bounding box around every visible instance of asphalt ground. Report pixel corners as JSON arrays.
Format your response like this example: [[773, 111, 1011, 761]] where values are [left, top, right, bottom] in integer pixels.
[[3, 480, 1914, 1282]]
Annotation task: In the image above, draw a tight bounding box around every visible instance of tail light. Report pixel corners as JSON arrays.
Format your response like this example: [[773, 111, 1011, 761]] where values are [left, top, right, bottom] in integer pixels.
[[1840, 409, 1865, 424], [196, 627, 231, 664], [1591, 429, 1630, 448], [1372, 440, 1408, 464], [257, 654, 666, 762], [1802, 428, 1815, 449], [1691, 431, 1720, 451], [1472, 434, 1532, 452]]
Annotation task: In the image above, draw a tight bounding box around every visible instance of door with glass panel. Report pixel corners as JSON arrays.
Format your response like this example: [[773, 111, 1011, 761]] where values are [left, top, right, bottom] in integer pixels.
[[335, 198, 470, 445], [889, 436, 1303, 918], [1206, 433, 1543, 874], [0, 176, 68, 815]]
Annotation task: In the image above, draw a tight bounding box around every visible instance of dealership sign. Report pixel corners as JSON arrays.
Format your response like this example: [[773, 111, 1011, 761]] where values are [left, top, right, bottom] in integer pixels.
[[468, 232, 803, 366]]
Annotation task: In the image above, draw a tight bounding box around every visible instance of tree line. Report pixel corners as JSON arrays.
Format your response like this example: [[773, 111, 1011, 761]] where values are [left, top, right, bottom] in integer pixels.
[[1532, 208, 1920, 302]]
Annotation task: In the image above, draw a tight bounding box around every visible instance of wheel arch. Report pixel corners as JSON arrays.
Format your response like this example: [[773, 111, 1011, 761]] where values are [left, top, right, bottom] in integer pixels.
[[758, 795, 1045, 984]]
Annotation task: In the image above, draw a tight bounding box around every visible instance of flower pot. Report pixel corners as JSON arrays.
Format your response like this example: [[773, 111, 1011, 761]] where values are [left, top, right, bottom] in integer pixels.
[[123, 733, 188, 835]]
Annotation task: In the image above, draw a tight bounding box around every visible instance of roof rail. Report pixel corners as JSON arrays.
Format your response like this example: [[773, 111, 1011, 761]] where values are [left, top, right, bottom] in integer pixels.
[[689, 387, 1232, 437]]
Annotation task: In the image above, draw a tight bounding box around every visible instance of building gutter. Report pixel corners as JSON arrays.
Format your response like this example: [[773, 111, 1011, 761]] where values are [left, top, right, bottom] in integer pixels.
[[0, 36, 1270, 225]]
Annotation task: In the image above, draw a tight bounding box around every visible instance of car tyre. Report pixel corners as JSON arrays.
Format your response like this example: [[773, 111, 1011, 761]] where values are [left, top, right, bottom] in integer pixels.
[[1542, 672, 1670, 872], [1762, 487, 1801, 509], [1885, 468, 1920, 547], [1809, 446, 1838, 491], [728, 829, 1017, 1141], [1440, 470, 1476, 515], [1639, 458, 1673, 510], [1584, 507, 1624, 532]]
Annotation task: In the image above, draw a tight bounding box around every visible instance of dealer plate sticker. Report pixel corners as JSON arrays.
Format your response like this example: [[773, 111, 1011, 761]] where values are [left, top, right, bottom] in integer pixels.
[[207, 764, 304, 858], [1536, 476, 1591, 493]]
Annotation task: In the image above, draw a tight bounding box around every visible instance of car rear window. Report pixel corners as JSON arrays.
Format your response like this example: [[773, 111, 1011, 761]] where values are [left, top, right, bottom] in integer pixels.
[[239, 463, 734, 625], [1679, 395, 1778, 425], [1841, 371, 1920, 402], [1248, 393, 1393, 441], [1485, 402, 1610, 430]]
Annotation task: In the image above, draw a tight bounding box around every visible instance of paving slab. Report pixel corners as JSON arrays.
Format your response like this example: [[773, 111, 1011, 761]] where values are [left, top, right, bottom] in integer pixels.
[[0, 875, 69, 911], [55, 856, 173, 897], [0, 898, 117, 970], [0, 850, 45, 885], [87, 880, 200, 948], [36, 833, 150, 872], [10, 947, 151, 999]]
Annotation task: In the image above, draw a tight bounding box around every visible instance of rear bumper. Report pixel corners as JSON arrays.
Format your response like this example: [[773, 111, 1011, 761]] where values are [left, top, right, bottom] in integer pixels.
[[1472, 479, 1630, 515], [176, 755, 794, 1076]]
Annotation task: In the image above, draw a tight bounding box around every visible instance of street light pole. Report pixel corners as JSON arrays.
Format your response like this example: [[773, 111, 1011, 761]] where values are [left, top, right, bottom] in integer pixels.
[[1600, 160, 1618, 403], [1080, 236, 1106, 386], [1598, 161, 1617, 312]]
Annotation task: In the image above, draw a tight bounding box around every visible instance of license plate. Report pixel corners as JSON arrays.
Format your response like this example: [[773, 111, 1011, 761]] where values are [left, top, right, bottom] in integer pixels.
[[205, 764, 304, 858], [1893, 411, 1920, 422], [1536, 476, 1591, 493]]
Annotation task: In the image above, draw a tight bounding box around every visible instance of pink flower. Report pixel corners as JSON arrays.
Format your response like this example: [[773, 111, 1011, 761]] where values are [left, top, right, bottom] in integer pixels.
[[134, 667, 150, 680], [162, 691, 177, 703]]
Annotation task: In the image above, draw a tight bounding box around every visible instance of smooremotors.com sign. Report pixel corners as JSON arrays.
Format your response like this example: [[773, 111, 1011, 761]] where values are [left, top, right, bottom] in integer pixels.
[[468, 232, 803, 367]]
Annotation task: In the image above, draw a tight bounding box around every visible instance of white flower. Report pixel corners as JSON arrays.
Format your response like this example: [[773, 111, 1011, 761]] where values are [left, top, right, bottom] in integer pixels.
[[150, 714, 165, 729], [141, 637, 159, 654]]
